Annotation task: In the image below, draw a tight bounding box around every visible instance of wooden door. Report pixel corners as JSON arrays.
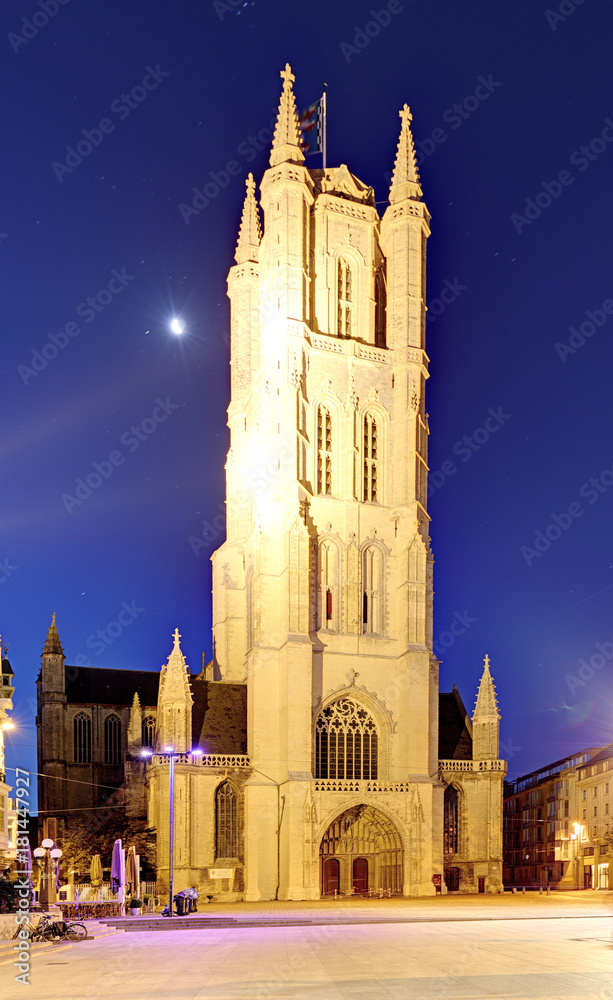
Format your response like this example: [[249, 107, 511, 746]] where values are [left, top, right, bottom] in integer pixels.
[[352, 857, 368, 894], [322, 857, 339, 895]]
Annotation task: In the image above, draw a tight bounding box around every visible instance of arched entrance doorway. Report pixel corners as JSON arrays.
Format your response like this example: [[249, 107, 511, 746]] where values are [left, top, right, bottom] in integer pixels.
[[320, 804, 403, 896]]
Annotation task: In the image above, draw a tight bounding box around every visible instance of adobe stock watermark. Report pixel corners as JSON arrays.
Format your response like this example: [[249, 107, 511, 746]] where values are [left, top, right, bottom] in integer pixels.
[[0, 557, 17, 584], [17, 266, 135, 386], [426, 277, 467, 324], [511, 117, 613, 234], [8, 0, 71, 54], [73, 600, 145, 666], [555, 296, 613, 363], [51, 65, 170, 182], [427, 406, 511, 499], [521, 460, 613, 566], [178, 113, 277, 225], [546, 0, 587, 32], [339, 1, 405, 64], [61, 396, 180, 514], [433, 610, 477, 660], [565, 637, 613, 697]]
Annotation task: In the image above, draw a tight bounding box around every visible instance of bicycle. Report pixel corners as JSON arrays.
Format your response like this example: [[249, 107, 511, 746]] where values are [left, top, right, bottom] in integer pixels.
[[12, 912, 87, 942]]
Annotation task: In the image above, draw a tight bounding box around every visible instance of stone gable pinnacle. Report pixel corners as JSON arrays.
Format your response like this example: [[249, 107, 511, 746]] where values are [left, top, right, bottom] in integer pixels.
[[42, 613, 64, 655], [389, 104, 422, 204], [235, 173, 262, 264], [270, 63, 305, 167], [472, 654, 501, 721]]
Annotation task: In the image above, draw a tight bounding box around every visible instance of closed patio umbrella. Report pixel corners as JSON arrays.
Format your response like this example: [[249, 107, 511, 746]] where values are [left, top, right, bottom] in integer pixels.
[[90, 854, 103, 901], [126, 846, 140, 901], [110, 839, 126, 915]]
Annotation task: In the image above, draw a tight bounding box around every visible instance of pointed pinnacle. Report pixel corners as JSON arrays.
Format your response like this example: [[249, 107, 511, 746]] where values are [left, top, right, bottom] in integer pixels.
[[389, 103, 422, 204], [43, 614, 64, 655], [270, 62, 305, 167], [472, 654, 500, 720], [235, 173, 262, 264]]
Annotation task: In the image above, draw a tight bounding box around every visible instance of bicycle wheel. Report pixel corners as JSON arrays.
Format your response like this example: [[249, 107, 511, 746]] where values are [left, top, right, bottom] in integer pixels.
[[65, 922, 87, 941], [40, 924, 58, 942]]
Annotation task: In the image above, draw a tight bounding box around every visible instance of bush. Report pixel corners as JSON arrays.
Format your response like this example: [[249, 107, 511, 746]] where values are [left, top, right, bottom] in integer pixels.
[[129, 898, 142, 908]]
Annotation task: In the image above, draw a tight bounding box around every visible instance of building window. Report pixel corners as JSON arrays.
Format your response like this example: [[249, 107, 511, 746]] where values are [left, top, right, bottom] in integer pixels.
[[362, 546, 383, 634], [583, 790, 587, 799], [317, 406, 333, 495], [606, 804, 609, 815], [583, 809, 586, 819], [444, 785, 459, 854], [73, 713, 91, 764], [363, 414, 378, 502], [315, 698, 378, 780], [375, 269, 386, 348], [594, 806, 597, 817], [337, 258, 352, 337], [319, 541, 339, 631], [104, 714, 121, 765], [141, 715, 156, 748], [215, 782, 238, 858]]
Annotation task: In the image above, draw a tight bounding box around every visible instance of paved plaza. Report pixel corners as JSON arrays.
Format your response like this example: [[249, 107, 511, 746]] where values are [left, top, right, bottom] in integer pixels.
[[2, 893, 612, 999]]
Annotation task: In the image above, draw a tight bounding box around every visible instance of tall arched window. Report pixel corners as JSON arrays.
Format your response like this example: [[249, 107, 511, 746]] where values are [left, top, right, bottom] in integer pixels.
[[319, 540, 340, 631], [73, 712, 91, 764], [317, 406, 333, 495], [104, 714, 121, 765], [337, 258, 353, 337], [362, 546, 383, 634], [216, 782, 238, 858], [375, 269, 386, 348], [444, 784, 459, 854], [315, 699, 378, 780], [141, 715, 156, 748], [363, 414, 378, 502]]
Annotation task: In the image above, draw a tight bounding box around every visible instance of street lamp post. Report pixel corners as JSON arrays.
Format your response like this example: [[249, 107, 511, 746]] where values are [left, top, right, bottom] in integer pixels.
[[33, 839, 62, 906], [142, 746, 202, 917]]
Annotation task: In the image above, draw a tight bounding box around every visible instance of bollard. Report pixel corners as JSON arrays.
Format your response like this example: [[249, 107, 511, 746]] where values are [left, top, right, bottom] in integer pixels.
[[547, 887, 550, 895], [539, 886, 543, 895], [512, 887, 516, 894], [522, 887, 526, 894]]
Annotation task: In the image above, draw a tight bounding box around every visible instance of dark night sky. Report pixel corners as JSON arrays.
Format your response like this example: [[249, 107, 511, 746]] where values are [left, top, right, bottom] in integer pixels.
[[2, 0, 613, 797]]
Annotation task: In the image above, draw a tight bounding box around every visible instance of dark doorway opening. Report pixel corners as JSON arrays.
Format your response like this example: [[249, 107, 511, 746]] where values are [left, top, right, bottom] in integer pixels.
[[478, 877, 485, 894], [444, 866, 460, 892], [352, 857, 368, 894], [322, 857, 340, 895]]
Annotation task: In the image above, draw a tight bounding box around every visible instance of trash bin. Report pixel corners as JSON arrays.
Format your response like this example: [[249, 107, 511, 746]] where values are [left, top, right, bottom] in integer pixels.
[[174, 894, 186, 916]]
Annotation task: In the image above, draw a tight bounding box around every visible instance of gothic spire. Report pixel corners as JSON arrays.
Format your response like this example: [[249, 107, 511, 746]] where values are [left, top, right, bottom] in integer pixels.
[[42, 613, 64, 655], [156, 628, 193, 752], [235, 173, 262, 264], [389, 104, 422, 204], [472, 654, 501, 721], [270, 63, 305, 167]]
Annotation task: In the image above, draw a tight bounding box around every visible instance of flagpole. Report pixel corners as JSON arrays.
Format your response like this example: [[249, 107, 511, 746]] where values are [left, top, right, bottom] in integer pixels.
[[322, 89, 327, 171]]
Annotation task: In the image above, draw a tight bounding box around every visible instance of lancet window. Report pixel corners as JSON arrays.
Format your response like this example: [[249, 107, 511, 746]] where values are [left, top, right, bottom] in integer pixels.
[[319, 540, 340, 631], [317, 406, 333, 495], [104, 714, 121, 765], [363, 414, 378, 502], [362, 545, 383, 634], [315, 699, 378, 780], [337, 258, 353, 337], [444, 784, 459, 854], [141, 715, 156, 748], [73, 712, 91, 764], [216, 782, 239, 858], [375, 269, 386, 348]]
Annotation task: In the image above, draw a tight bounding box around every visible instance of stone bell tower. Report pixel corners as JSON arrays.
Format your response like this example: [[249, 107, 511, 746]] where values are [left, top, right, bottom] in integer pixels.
[[211, 64, 444, 900]]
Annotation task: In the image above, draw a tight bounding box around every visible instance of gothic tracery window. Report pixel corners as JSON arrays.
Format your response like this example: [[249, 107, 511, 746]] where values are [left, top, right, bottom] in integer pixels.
[[444, 784, 459, 854], [141, 715, 156, 748], [216, 782, 239, 858], [317, 406, 333, 495], [315, 699, 378, 780], [73, 712, 91, 764], [337, 258, 353, 337], [104, 714, 121, 765], [363, 414, 378, 502]]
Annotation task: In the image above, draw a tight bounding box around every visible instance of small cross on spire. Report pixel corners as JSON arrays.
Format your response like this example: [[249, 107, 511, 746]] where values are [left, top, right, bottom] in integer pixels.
[[280, 63, 295, 87], [399, 104, 413, 125]]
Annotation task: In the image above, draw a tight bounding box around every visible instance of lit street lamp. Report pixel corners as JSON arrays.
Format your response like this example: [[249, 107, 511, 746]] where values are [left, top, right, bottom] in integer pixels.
[[33, 839, 62, 906]]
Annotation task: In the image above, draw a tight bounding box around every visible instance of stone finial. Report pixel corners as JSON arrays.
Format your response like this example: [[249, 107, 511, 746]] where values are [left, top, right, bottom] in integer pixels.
[[389, 103, 422, 204], [270, 62, 305, 167], [42, 613, 64, 655], [235, 173, 262, 264], [472, 654, 501, 721], [128, 692, 143, 749]]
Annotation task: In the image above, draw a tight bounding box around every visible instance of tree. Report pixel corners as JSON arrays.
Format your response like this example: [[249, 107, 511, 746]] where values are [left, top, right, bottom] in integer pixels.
[[58, 807, 156, 883]]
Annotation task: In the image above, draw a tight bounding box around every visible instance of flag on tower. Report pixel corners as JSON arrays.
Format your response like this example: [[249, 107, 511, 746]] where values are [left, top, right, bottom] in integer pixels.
[[298, 97, 324, 155]]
